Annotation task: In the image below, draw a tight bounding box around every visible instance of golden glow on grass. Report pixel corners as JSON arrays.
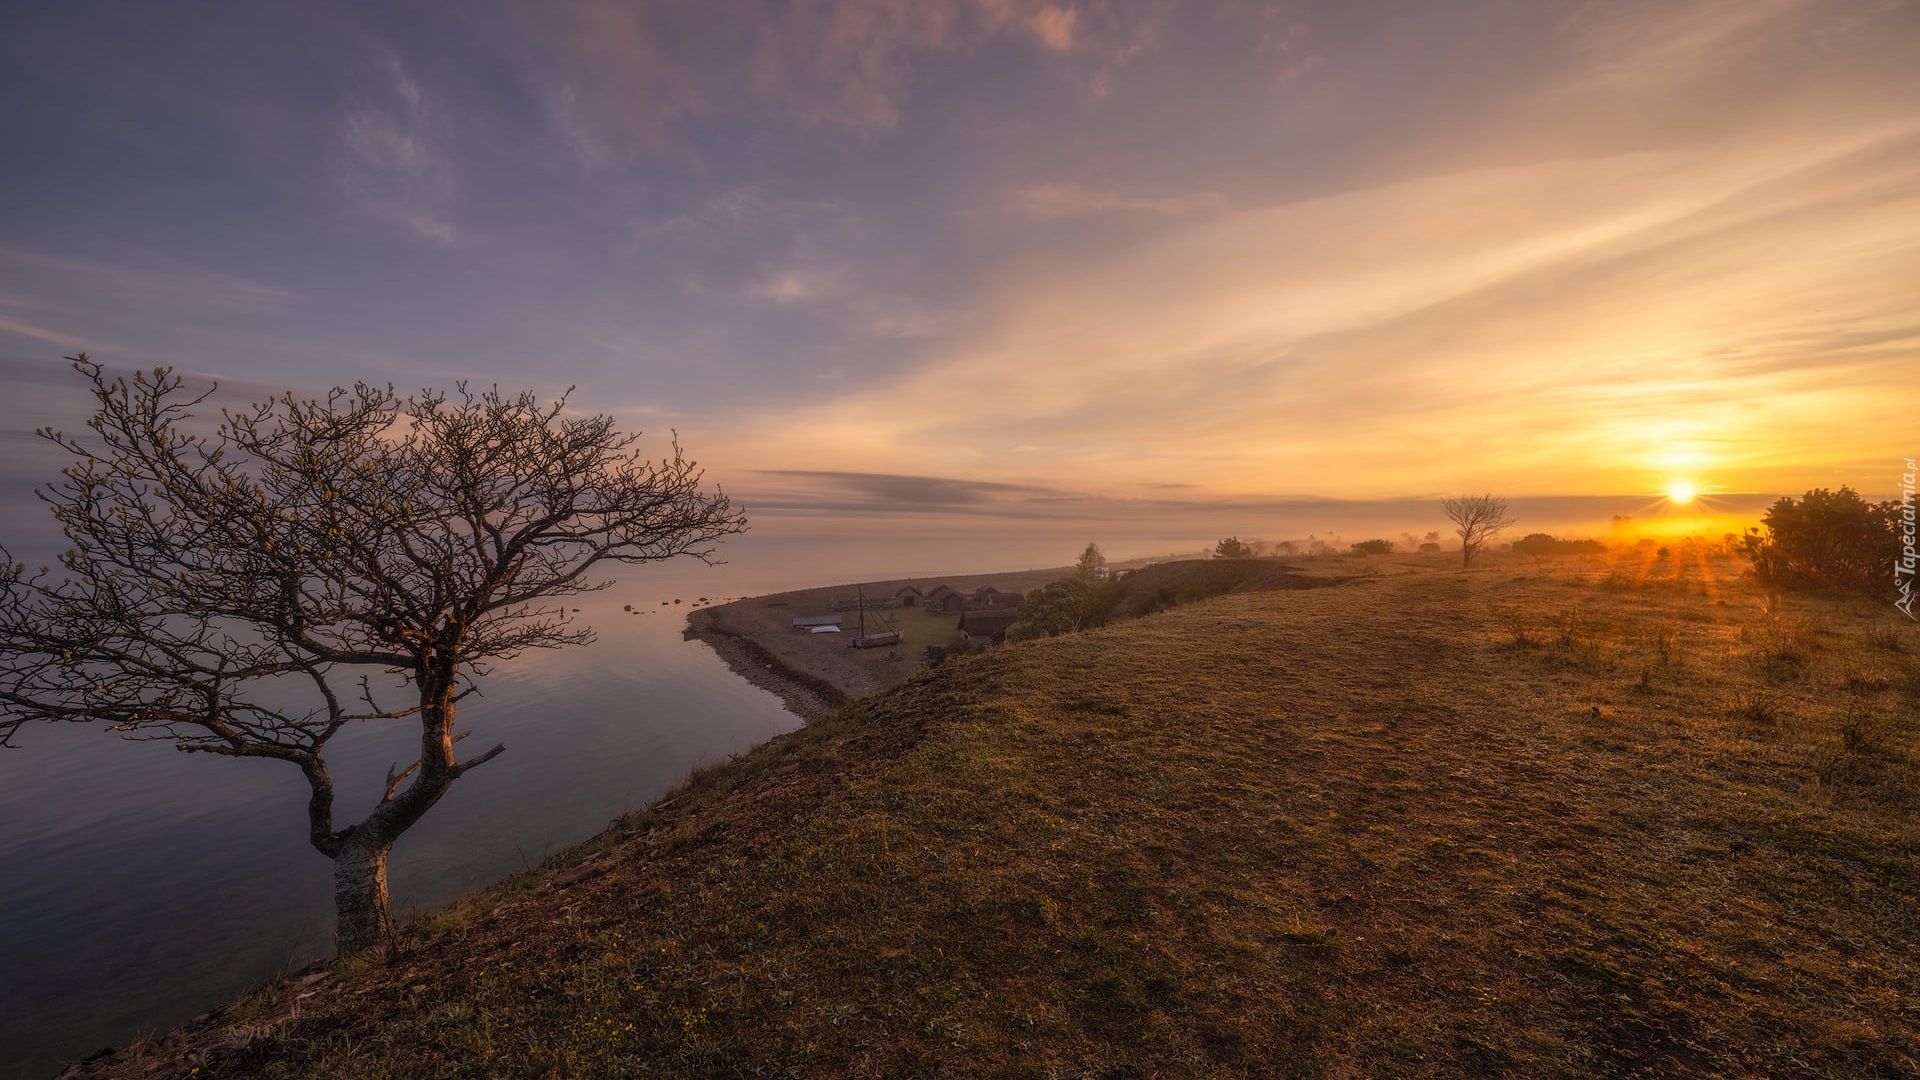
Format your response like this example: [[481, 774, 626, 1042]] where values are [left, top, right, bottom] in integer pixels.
[[131, 556, 1920, 1077]]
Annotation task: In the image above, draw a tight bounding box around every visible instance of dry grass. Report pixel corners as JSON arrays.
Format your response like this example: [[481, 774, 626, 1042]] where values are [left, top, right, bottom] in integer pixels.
[[60, 551, 1920, 1078]]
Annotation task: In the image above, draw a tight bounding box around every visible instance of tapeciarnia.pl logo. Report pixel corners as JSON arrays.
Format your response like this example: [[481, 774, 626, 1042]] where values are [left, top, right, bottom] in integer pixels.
[[1898, 458, 1917, 621]]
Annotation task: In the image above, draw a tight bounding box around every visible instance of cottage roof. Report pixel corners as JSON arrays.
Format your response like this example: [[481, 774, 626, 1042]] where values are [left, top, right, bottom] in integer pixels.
[[957, 609, 1020, 634]]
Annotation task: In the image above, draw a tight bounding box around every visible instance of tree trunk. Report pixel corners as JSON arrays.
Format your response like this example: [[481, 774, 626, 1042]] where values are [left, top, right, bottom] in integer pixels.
[[333, 831, 397, 957]]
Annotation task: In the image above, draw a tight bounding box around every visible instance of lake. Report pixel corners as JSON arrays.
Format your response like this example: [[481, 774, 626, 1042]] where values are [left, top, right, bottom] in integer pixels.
[[0, 563, 815, 1080], [0, 520, 1233, 1080]]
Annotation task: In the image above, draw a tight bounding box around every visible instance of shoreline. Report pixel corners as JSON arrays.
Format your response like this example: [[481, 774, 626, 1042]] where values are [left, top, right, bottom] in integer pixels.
[[683, 607, 849, 722], [678, 558, 1343, 721], [677, 564, 1078, 717]]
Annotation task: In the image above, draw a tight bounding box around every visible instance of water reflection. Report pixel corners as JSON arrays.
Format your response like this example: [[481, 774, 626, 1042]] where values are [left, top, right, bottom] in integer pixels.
[[0, 581, 798, 1080]]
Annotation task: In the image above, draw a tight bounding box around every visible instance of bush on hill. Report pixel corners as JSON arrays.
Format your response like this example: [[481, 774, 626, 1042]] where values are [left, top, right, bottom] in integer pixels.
[[1005, 577, 1121, 641], [1741, 486, 1907, 594], [1511, 533, 1607, 556], [1213, 536, 1254, 559]]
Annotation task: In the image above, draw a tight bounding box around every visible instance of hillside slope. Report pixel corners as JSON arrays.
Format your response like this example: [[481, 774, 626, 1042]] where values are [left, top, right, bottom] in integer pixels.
[[64, 560, 1920, 1078]]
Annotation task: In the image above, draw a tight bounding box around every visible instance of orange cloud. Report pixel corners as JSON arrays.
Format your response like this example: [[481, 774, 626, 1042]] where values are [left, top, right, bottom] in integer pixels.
[[711, 120, 1920, 501]]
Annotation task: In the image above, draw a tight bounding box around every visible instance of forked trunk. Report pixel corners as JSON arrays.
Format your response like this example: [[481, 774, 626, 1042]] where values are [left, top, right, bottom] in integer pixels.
[[333, 832, 397, 957], [317, 667, 503, 958]]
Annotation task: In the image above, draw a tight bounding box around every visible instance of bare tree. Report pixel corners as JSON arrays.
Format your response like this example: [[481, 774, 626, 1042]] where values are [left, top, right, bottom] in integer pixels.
[[1441, 493, 1519, 568], [0, 357, 746, 956]]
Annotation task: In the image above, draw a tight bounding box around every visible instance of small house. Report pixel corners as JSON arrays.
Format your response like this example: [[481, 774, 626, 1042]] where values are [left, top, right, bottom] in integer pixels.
[[893, 585, 925, 607], [925, 584, 967, 614], [791, 614, 843, 632], [957, 609, 1020, 647], [973, 586, 1024, 609]]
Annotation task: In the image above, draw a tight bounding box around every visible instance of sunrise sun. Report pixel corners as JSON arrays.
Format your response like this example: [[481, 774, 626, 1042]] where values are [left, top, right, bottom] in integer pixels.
[[1668, 482, 1697, 505]]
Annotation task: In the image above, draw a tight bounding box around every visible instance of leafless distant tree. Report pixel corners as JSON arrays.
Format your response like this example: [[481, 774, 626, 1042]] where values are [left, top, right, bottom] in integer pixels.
[[1441, 493, 1518, 568], [0, 356, 746, 956]]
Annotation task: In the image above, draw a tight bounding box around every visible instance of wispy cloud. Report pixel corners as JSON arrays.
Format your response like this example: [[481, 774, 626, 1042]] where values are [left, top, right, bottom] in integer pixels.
[[511, 0, 1126, 143], [0, 245, 300, 361], [0, 313, 81, 349], [338, 52, 458, 243], [1553, 0, 1818, 89], [0, 245, 298, 313], [6, 0, 1915, 530], [1004, 183, 1225, 220], [719, 117, 1920, 498]]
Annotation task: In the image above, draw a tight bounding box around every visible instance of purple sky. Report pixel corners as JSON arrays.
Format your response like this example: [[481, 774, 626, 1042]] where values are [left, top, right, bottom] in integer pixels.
[[3, 1, 1917, 559]]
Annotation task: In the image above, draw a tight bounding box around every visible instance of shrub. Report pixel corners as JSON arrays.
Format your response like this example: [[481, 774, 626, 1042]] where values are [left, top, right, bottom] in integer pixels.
[[1740, 486, 1906, 594], [1350, 539, 1394, 555], [1729, 690, 1785, 726], [1511, 533, 1606, 556]]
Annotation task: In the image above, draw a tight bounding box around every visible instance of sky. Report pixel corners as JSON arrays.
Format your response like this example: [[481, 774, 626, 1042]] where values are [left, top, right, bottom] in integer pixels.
[[2, 0, 1917, 563]]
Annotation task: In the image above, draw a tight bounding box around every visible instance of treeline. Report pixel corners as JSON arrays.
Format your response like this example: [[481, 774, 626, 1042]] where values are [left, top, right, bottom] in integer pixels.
[[1211, 533, 1445, 558]]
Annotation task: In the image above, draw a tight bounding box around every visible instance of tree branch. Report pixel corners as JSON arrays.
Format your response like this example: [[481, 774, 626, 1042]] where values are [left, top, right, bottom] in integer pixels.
[[456, 741, 507, 775], [383, 759, 422, 802]]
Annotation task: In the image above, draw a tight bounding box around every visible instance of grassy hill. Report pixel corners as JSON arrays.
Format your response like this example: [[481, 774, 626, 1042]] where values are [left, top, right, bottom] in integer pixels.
[[64, 553, 1920, 1077]]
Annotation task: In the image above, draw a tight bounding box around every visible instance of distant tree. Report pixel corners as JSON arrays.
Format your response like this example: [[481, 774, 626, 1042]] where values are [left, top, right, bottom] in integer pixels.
[[1441, 493, 1518, 568], [1074, 542, 1105, 582], [0, 357, 745, 956], [1273, 539, 1300, 557], [1424, 530, 1441, 544], [1740, 486, 1904, 594], [1214, 536, 1253, 559], [1417, 542, 1442, 554], [1350, 539, 1394, 555]]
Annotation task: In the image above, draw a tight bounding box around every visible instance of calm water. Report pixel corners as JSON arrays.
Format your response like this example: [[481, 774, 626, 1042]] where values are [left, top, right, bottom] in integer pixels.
[[0, 568, 805, 1080], [0, 523, 1226, 1080]]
